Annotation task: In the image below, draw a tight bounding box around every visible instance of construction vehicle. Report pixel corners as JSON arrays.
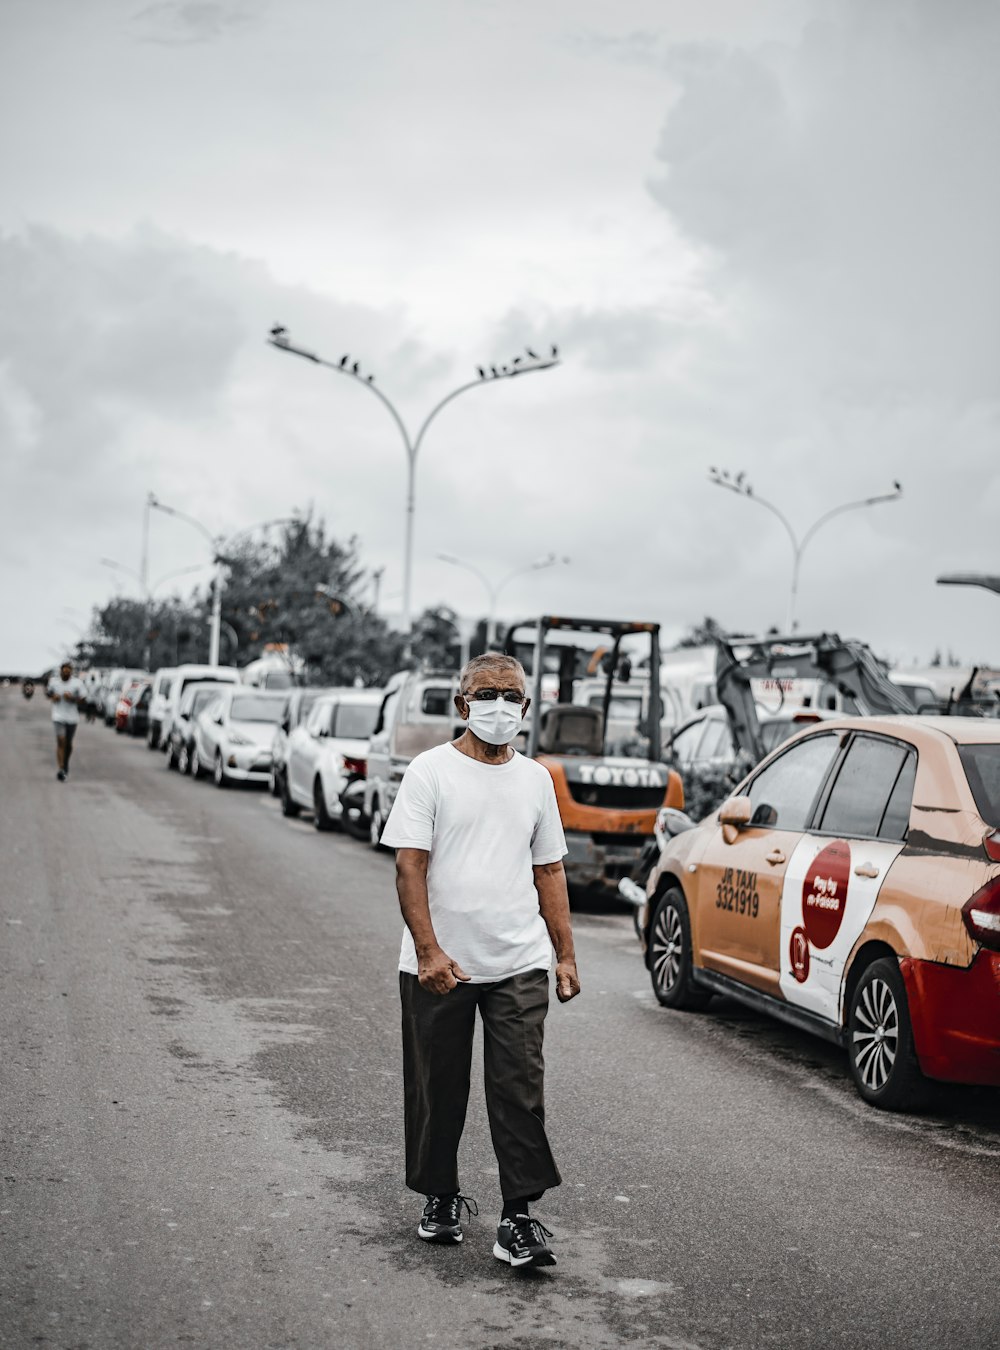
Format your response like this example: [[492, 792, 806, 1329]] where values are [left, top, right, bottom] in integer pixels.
[[713, 632, 916, 768], [617, 632, 920, 917], [507, 617, 684, 893]]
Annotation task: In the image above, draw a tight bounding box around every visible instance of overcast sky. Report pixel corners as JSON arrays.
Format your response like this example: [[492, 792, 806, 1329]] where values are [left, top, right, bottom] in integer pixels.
[[1, 0, 998, 672]]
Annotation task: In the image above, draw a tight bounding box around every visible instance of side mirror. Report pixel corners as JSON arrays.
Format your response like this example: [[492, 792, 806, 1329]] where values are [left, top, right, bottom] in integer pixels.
[[719, 795, 752, 845]]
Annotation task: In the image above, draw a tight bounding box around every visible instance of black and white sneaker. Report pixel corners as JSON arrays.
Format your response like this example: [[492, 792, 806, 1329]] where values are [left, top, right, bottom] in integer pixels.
[[417, 1194, 478, 1244], [56, 769, 66, 782], [493, 1215, 556, 1268]]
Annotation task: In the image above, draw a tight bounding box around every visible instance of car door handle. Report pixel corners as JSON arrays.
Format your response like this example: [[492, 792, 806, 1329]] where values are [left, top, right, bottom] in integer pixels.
[[765, 849, 786, 866], [854, 861, 880, 879]]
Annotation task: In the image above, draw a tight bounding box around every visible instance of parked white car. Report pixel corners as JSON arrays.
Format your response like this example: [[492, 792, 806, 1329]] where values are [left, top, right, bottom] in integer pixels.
[[160, 664, 240, 747], [191, 688, 289, 787], [269, 687, 335, 797], [282, 688, 382, 829], [146, 667, 176, 749]]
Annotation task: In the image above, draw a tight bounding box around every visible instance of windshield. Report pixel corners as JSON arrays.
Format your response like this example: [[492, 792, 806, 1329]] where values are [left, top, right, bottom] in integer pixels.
[[959, 744, 1000, 828], [190, 690, 219, 716], [332, 702, 379, 739], [230, 695, 286, 724]]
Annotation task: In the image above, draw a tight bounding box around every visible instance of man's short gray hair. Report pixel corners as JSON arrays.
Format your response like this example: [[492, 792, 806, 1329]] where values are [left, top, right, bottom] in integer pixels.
[[459, 653, 526, 692]]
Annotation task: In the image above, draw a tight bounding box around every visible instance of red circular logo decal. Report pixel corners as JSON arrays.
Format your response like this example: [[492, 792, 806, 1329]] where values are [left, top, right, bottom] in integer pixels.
[[801, 840, 851, 949], [789, 926, 810, 983]]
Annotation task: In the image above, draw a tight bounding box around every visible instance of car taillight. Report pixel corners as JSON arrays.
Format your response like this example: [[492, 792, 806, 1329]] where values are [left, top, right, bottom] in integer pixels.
[[983, 829, 1000, 863], [962, 876, 1000, 952], [342, 756, 367, 776]]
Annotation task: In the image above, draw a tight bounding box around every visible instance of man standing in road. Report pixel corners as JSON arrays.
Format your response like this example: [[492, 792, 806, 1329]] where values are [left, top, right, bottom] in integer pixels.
[[46, 661, 87, 781], [382, 652, 580, 1270]]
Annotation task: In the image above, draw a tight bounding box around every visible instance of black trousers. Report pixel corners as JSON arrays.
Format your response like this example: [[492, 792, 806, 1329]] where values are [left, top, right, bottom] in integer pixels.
[[400, 968, 561, 1202]]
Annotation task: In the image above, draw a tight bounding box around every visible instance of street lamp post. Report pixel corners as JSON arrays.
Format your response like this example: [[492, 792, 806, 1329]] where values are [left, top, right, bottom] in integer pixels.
[[149, 501, 293, 665], [936, 572, 1000, 599], [267, 326, 561, 646], [707, 469, 903, 632], [436, 551, 568, 648]]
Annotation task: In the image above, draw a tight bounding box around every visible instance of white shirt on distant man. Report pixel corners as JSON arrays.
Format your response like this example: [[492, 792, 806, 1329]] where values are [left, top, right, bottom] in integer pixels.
[[46, 673, 87, 725]]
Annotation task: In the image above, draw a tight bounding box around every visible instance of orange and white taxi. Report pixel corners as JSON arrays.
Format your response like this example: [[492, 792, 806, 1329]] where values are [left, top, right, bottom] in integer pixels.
[[638, 716, 1000, 1110]]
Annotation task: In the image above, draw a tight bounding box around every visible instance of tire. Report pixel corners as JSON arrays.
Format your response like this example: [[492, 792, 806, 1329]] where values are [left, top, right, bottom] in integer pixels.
[[178, 742, 191, 776], [146, 727, 158, 751], [369, 800, 387, 851], [649, 887, 712, 1011], [166, 741, 178, 770], [313, 779, 336, 832], [847, 958, 930, 1112], [214, 753, 229, 789], [269, 766, 281, 798], [190, 745, 205, 780], [281, 776, 301, 818]]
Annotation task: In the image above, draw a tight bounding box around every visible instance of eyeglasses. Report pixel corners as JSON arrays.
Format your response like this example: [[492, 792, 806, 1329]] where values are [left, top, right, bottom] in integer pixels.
[[462, 688, 525, 704]]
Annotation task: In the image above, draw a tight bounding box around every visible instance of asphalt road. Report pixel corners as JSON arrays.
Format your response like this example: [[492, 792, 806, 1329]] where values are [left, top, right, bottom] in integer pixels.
[[2, 693, 1000, 1350]]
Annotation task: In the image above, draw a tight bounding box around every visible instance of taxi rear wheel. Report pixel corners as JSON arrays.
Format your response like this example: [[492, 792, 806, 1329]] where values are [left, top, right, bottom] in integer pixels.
[[649, 888, 711, 1011], [848, 958, 929, 1112]]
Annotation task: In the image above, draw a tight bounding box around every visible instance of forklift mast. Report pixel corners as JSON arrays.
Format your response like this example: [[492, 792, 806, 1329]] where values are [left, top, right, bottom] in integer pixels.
[[714, 632, 914, 765], [508, 617, 663, 761]]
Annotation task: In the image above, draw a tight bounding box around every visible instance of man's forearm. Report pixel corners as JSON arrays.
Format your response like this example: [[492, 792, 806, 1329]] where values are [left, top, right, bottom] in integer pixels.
[[534, 862, 576, 961], [395, 854, 440, 957]]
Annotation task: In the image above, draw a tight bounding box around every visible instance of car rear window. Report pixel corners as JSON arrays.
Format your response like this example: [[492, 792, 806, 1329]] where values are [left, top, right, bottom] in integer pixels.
[[959, 744, 1000, 828], [819, 736, 914, 840], [332, 702, 380, 739]]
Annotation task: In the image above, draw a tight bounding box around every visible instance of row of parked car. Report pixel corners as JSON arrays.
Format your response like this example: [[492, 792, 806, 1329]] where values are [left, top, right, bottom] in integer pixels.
[[88, 663, 386, 837]]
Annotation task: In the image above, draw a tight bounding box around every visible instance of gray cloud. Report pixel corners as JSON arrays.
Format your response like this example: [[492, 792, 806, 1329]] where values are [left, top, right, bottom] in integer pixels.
[[130, 1, 260, 46], [1, 0, 998, 672]]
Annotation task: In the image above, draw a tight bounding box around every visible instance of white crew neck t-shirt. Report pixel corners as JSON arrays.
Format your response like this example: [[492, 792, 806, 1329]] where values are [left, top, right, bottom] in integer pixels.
[[381, 742, 568, 982], [46, 676, 87, 725]]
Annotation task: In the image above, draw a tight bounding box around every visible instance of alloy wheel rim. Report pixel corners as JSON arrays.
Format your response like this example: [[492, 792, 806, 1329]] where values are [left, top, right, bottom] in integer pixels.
[[852, 977, 899, 1092], [652, 903, 683, 993], [370, 809, 382, 846]]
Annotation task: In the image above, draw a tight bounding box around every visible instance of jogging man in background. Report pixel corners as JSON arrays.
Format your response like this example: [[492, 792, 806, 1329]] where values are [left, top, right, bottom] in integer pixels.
[[382, 651, 580, 1270], [46, 661, 87, 781]]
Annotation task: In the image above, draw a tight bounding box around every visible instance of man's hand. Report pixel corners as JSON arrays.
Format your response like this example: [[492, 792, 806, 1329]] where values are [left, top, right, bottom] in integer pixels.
[[555, 959, 581, 1003], [418, 948, 471, 995]]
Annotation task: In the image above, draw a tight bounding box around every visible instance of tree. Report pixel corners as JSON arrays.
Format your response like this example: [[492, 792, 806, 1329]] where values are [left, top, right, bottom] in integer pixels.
[[676, 616, 727, 649]]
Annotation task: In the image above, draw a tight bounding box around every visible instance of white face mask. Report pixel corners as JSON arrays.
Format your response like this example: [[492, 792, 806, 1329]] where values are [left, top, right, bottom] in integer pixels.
[[465, 697, 524, 746]]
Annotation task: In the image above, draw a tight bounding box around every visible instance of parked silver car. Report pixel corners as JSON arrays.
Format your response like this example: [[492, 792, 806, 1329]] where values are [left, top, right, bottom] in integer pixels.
[[191, 688, 289, 788], [268, 687, 336, 797], [282, 688, 382, 830]]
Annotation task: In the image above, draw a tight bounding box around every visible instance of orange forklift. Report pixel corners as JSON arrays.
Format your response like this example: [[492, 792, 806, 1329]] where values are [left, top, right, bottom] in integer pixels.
[[506, 616, 684, 894]]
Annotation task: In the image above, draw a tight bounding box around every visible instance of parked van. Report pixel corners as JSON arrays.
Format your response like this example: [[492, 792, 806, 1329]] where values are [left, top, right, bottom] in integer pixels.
[[147, 667, 177, 750], [364, 670, 463, 846], [240, 654, 303, 690], [160, 664, 240, 746]]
